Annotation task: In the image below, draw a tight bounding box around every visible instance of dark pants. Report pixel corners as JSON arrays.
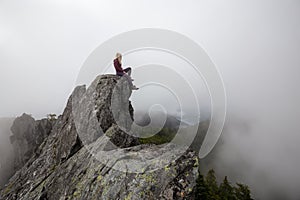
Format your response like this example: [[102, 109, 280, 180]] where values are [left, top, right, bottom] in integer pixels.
[[117, 67, 131, 76], [116, 67, 133, 86]]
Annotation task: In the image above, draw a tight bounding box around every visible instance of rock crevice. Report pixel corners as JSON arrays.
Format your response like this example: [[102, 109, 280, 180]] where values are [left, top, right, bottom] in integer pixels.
[[0, 74, 199, 200]]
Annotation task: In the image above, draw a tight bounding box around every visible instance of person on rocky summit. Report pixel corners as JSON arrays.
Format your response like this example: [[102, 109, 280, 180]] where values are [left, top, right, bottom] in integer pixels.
[[113, 52, 139, 90]]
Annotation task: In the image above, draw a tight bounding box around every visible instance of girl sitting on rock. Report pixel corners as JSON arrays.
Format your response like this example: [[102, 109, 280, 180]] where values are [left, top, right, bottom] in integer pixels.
[[113, 53, 139, 90]]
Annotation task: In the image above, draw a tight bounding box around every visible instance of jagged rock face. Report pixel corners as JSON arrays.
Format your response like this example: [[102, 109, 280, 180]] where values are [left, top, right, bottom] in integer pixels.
[[9, 113, 56, 171], [71, 74, 135, 146], [105, 124, 140, 148], [0, 74, 199, 200]]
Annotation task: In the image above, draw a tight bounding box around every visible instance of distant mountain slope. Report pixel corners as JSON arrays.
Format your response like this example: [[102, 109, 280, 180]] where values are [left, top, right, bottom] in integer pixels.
[[0, 117, 15, 186]]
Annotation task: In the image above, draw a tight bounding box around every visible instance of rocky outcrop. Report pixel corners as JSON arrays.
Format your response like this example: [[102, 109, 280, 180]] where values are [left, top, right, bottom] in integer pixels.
[[9, 113, 56, 171], [71, 74, 135, 146], [0, 74, 199, 200], [105, 123, 140, 148]]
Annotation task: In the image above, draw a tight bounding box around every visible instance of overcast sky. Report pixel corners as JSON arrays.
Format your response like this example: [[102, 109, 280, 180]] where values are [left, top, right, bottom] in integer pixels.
[[1, 0, 300, 199]]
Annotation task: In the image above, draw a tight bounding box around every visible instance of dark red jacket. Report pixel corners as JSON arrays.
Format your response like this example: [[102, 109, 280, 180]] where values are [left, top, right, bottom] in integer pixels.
[[113, 58, 124, 73]]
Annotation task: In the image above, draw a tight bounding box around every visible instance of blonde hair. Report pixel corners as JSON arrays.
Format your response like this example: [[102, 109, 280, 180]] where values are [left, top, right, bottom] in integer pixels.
[[116, 52, 122, 58]]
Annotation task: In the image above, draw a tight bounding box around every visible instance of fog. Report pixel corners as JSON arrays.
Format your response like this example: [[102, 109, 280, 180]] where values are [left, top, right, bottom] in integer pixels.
[[0, 118, 14, 186], [1, 0, 300, 199]]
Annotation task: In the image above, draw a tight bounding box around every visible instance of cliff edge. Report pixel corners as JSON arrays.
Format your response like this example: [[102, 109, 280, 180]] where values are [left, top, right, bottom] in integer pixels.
[[0, 74, 199, 200]]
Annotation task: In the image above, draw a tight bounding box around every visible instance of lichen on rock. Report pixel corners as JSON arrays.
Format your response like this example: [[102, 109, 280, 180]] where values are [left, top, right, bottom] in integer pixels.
[[0, 74, 199, 200]]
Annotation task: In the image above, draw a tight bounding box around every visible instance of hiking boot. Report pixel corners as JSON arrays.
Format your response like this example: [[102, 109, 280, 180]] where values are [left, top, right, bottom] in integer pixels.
[[132, 85, 139, 90]]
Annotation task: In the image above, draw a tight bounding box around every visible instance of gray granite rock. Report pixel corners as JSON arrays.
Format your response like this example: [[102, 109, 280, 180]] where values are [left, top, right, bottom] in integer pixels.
[[9, 113, 56, 171], [0, 74, 199, 200]]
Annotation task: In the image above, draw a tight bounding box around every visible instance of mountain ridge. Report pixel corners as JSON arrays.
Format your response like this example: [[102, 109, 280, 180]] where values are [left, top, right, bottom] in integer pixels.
[[0, 74, 199, 200]]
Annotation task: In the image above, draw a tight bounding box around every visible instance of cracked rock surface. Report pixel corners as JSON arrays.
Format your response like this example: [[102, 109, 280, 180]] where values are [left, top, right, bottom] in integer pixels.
[[0, 74, 199, 200]]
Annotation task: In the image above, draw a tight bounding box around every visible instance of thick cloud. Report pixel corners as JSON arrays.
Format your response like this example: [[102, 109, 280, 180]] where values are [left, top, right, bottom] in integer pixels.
[[0, 0, 299, 199]]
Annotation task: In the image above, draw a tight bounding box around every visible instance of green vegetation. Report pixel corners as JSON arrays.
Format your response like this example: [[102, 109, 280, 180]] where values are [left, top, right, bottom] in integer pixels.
[[195, 169, 253, 200], [136, 124, 253, 200], [138, 127, 176, 145], [47, 113, 57, 121]]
